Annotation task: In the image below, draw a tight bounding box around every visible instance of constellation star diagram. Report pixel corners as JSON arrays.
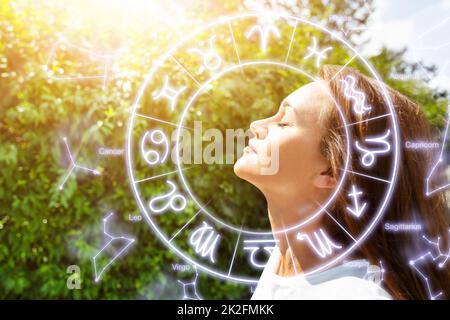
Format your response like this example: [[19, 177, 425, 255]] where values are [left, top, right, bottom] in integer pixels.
[[409, 229, 450, 299], [92, 212, 135, 282], [177, 266, 203, 300], [59, 137, 101, 190]]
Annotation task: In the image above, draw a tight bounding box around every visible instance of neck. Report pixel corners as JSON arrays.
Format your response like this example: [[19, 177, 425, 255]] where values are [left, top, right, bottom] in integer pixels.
[[263, 189, 323, 276]]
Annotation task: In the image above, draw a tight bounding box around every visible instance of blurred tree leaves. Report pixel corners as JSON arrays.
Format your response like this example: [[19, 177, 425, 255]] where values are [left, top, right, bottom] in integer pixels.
[[0, 0, 447, 299]]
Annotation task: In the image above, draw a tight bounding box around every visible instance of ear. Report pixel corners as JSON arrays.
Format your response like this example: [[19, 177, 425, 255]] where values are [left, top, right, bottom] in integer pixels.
[[313, 168, 337, 189]]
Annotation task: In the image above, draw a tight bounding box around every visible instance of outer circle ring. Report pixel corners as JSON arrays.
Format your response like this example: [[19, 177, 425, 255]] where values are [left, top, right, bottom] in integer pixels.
[[126, 12, 400, 284]]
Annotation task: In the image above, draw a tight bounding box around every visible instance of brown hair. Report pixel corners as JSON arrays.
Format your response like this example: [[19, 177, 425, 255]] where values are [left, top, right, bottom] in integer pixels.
[[319, 65, 450, 299]]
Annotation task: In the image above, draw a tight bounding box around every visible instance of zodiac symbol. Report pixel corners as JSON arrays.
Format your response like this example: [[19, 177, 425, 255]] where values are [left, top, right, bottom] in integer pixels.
[[346, 184, 367, 218], [297, 229, 342, 258], [245, 24, 281, 53], [304, 37, 332, 68], [148, 180, 187, 214], [189, 221, 220, 263], [188, 35, 222, 71], [355, 129, 391, 168], [243, 239, 278, 269], [140, 129, 169, 166], [340, 75, 372, 116], [153, 75, 186, 111]]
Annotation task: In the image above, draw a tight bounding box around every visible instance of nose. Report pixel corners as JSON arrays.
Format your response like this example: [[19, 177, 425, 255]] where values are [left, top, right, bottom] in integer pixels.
[[250, 119, 268, 139]]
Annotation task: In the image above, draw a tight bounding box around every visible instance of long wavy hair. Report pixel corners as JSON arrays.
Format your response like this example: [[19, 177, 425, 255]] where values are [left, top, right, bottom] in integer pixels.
[[319, 65, 450, 299]]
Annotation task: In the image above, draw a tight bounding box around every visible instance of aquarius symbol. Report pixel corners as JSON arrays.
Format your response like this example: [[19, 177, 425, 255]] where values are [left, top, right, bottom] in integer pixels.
[[346, 184, 367, 218], [140, 129, 169, 166], [243, 239, 278, 269], [245, 24, 281, 53], [148, 180, 187, 214], [340, 75, 372, 116], [153, 75, 186, 111], [189, 221, 220, 263], [304, 37, 332, 68], [355, 129, 391, 168], [297, 229, 342, 258], [188, 35, 222, 71]]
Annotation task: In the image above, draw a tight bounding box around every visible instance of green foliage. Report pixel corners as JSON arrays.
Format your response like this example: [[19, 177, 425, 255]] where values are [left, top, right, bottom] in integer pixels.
[[0, 0, 447, 299]]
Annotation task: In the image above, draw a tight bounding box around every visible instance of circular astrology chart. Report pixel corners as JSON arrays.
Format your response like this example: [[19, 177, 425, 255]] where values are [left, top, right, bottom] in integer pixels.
[[126, 12, 400, 284]]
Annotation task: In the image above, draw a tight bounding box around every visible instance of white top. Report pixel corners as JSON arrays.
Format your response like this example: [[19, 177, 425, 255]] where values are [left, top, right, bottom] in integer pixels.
[[251, 247, 392, 300]]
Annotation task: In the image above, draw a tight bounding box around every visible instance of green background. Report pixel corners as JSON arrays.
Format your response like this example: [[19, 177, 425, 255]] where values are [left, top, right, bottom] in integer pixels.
[[0, 0, 448, 299]]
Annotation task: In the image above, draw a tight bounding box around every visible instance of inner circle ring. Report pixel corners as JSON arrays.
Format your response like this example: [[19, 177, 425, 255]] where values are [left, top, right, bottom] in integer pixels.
[[174, 60, 351, 236]]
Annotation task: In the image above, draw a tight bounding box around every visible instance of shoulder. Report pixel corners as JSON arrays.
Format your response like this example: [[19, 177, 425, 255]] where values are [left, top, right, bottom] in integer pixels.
[[311, 276, 392, 300]]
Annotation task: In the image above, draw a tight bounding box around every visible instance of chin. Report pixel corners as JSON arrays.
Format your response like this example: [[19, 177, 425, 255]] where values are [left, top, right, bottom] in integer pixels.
[[233, 154, 260, 182]]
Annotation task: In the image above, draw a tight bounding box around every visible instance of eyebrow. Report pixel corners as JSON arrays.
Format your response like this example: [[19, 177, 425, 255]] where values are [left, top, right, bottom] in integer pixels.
[[280, 101, 295, 113]]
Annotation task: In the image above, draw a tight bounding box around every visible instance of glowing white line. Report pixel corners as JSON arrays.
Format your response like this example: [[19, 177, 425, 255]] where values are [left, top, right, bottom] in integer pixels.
[[92, 212, 135, 282], [228, 229, 242, 276], [59, 165, 75, 190], [426, 105, 450, 196], [228, 21, 241, 65], [284, 231, 298, 275], [244, 239, 275, 243], [170, 56, 202, 87], [59, 137, 100, 190], [330, 54, 358, 81], [284, 20, 298, 64], [340, 168, 392, 184], [169, 206, 205, 243], [317, 201, 357, 242], [135, 113, 192, 130], [134, 167, 193, 184], [418, 16, 450, 39], [339, 113, 390, 129]]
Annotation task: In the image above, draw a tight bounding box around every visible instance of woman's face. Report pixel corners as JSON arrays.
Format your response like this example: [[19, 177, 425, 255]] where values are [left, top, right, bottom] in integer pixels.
[[234, 81, 337, 201]]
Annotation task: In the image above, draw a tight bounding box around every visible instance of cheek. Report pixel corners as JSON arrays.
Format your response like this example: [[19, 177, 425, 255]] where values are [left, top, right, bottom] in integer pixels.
[[277, 132, 321, 178]]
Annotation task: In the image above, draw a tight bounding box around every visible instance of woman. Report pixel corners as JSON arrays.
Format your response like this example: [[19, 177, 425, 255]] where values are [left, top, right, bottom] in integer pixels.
[[234, 65, 450, 299]]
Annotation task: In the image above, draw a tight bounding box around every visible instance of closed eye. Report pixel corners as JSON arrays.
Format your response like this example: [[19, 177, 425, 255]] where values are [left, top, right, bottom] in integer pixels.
[[277, 122, 290, 127]]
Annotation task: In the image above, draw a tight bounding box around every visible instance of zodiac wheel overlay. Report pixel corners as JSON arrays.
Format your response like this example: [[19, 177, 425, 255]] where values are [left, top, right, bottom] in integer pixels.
[[126, 12, 400, 284]]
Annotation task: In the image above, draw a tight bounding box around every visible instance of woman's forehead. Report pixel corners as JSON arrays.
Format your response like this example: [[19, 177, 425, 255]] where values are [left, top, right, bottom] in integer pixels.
[[282, 81, 332, 115]]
